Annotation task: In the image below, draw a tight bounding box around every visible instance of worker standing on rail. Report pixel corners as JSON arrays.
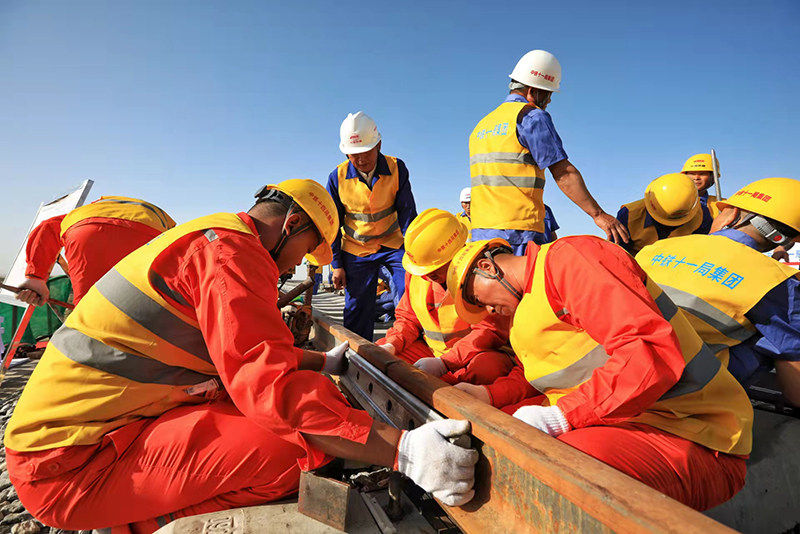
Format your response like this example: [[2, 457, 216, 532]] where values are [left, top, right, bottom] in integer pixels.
[[447, 236, 753, 510], [682, 153, 723, 217], [15, 196, 175, 307], [327, 111, 417, 341], [636, 178, 800, 406], [616, 173, 712, 255], [457, 187, 472, 236], [469, 49, 628, 253], [376, 209, 514, 384], [4, 180, 476, 532]]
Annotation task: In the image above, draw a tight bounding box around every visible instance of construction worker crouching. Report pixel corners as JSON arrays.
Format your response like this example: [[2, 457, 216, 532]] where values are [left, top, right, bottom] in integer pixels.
[[447, 236, 753, 510], [327, 111, 417, 341], [616, 173, 712, 255], [376, 209, 515, 385], [682, 153, 723, 217], [469, 49, 628, 253], [15, 196, 176, 307], [636, 178, 800, 406], [4, 180, 476, 532]]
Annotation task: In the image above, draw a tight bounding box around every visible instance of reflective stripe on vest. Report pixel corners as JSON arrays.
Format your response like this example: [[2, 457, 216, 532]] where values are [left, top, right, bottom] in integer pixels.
[[621, 199, 705, 255], [4, 213, 257, 452], [60, 196, 176, 237], [336, 156, 404, 256], [469, 102, 547, 232], [509, 241, 753, 455], [408, 276, 472, 358], [636, 234, 798, 368]]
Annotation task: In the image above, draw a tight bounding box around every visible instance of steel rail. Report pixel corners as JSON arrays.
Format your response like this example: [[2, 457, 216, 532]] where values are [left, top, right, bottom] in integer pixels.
[[310, 308, 737, 534]]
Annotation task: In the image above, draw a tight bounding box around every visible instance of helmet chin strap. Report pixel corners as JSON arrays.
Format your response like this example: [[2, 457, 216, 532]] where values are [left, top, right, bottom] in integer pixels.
[[732, 213, 794, 247], [471, 246, 523, 301], [269, 205, 314, 262]]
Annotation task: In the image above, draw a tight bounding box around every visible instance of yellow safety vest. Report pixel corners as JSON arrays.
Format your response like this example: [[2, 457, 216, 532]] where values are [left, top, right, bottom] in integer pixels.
[[408, 276, 472, 358], [60, 196, 175, 238], [622, 198, 707, 255], [337, 157, 404, 256], [704, 195, 723, 218], [469, 102, 547, 233], [5, 213, 255, 452], [509, 243, 753, 455], [456, 212, 471, 240], [636, 234, 799, 368]]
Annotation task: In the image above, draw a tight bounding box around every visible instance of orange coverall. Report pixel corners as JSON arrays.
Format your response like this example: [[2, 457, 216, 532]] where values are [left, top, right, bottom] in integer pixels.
[[25, 215, 163, 304], [485, 238, 746, 510], [7, 213, 374, 533], [378, 272, 514, 385]]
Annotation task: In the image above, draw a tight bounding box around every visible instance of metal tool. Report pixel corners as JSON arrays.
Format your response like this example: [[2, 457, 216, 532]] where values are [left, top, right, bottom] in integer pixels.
[[1, 283, 74, 310], [276, 278, 314, 308], [711, 147, 722, 200]]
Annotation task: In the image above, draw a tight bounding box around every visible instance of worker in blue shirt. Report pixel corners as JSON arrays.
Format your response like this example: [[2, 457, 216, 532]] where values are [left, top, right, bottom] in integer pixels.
[[636, 178, 800, 406], [469, 50, 628, 254], [617, 173, 713, 255], [327, 112, 417, 341]]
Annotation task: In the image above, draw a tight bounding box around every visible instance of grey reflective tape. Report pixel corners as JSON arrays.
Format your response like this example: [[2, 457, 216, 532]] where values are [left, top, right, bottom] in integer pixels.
[[149, 272, 191, 307], [659, 285, 753, 342], [529, 345, 610, 392], [95, 269, 212, 363], [555, 307, 569, 318], [343, 220, 400, 242], [653, 291, 679, 321], [470, 152, 537, 166], [423, 328, 471, 343], [472, 175, 546, 189], [345, 206, 397, 223], [203, 229, 219, 242], [102, 199, 170, 228], [50, 326, 215, 385], [659, 343, 721, 400]]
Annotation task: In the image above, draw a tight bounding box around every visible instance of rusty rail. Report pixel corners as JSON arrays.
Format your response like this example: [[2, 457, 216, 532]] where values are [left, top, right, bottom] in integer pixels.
[[310, 309, 736, 534]]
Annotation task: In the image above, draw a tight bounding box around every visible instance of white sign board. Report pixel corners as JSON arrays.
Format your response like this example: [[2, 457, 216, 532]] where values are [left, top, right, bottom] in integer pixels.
[[0, 180, 94, 307]]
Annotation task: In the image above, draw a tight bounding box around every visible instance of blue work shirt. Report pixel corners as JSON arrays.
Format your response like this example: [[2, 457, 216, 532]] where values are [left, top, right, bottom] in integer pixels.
[[472, 96, 568, 251], [616, 202, 713, 255], [543, 204, 559, 242], [714, 228, 800, 384], [326, 153, 417, 270], [472, 203, 560, 252]]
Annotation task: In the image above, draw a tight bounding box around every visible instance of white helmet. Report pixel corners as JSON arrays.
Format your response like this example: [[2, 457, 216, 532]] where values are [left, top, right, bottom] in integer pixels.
[[339, 111, 381, 155], [509, 50, 562, 92], [459, 187, 471, 203]]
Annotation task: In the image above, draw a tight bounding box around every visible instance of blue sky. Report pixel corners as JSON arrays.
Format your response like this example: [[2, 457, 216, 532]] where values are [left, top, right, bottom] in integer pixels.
[[1, 0, 798, 270]]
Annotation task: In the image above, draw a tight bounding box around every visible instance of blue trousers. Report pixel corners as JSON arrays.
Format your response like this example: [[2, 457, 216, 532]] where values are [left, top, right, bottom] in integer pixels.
[[471, 228, 550, 255], [342, 247, 406, 341]]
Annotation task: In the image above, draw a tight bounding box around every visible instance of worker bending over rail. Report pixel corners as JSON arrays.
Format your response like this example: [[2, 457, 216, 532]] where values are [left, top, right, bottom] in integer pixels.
[[616, 173, 712, 255], [637, 178, 800, 406], [377, 209, 514, 385], [469, 49, 628, 252], [327, 111, 417, 341], [448, 236, 752, 510], [4, 180, 476, 533], [16, 196, 175, 307]]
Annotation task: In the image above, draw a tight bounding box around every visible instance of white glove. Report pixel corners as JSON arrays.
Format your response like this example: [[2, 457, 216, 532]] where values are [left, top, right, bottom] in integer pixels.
[[512, 404, 570, 437], [378, 341, 396, 355], [322, 341, 349, 375], [413, 357, 448, 377], [396, 419, 478, 506]]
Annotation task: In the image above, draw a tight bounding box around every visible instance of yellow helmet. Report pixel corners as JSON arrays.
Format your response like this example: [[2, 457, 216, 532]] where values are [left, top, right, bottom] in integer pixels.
[[681, 153, 720, 175], [446, 239, 510, 324], [257, 179, 339, 266], [402, 209, 469, 276], [643, 173, 700, 227], [716, 178, 800, 234]]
